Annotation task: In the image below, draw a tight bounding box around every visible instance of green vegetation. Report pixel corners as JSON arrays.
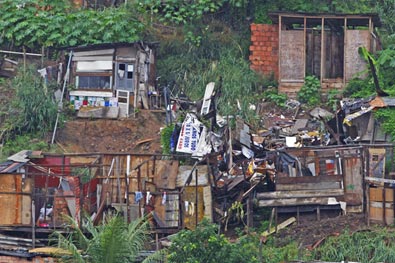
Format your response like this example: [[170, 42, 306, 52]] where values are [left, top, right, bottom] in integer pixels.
[[0, 133, 49, 162], [4, 1, 395, 261], [374, 108, 395, 141], [10, 66, 58, 134], [160, 124, 175, 155], [297, 76, 321, 106], [0, 0, 143, 49], [326, 89, 341, 111], [262, 87, 287, 108], [167, 219, 260, 263], [166, 220, 395, 263], [312, 228, 395, 262], [0, 66, 59, 161], [343, 77, 375, 98], [51, 215, 164, 263]]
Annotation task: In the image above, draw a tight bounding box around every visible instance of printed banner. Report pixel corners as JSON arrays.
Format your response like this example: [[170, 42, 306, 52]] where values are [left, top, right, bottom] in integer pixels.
[[176, 113, 201, 154]]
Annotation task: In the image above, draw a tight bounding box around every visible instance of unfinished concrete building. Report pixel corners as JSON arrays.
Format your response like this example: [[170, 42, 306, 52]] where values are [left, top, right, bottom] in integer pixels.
[[250, 12, 381, 97]]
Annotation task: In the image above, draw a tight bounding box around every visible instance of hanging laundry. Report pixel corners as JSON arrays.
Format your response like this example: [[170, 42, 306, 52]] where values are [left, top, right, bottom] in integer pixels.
[[184, 201, 189, 212], [146, 191, 151, 203], [135, 191, 143, 204], [162, 191, 167, 205], [189, 202, 195, 216]]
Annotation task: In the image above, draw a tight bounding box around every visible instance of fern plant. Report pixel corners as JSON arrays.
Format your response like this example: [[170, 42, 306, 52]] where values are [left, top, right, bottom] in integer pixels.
[[51, 215, 165, 263]]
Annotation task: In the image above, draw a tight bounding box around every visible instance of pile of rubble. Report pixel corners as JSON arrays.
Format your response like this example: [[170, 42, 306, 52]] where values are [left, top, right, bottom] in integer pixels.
[[166, 82, 393, 224]]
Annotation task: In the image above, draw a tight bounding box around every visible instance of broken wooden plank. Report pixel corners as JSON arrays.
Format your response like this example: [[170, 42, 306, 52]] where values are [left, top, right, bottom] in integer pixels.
[[242, 183, 260, 199], [365, 176, 395, 185], [73, 49, 115, 57], [257, 189, 344, 199], [30, 247, 72, 255], [258, 197, 340, 207], [277, 175, 342, 184], [135, 138, 155, 146], [276, 182, 342, 191], [261, 217, 296, 237], [200, 82, 215, 115]]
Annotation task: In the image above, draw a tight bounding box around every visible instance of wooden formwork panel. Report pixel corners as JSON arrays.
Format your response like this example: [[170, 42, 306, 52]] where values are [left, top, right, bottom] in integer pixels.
[[279, 30, 304, 81], [345, 30, 370, 81]]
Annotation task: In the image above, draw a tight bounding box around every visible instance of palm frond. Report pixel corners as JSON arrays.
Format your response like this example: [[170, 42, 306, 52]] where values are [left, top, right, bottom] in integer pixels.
[[142, 248, 168, 263], [51, 230, 86, 263]]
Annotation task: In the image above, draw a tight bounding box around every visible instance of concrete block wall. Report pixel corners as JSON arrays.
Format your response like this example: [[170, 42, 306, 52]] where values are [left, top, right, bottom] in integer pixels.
[[249, 24, 279, 79]]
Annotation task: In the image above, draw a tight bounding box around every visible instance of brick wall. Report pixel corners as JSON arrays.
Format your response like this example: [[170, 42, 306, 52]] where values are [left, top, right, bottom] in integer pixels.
[[0, 256, 57, 263], [249, 24, 279, 79]]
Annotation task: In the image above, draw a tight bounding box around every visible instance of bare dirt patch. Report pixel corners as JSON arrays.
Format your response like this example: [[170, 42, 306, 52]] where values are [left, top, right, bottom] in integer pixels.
[[273, 213, 368, 248], [56, 110, 166, 154]]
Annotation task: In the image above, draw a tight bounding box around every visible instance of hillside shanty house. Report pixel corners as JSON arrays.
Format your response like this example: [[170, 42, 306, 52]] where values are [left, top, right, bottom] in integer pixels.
[[67, 42, 156, 118], [0, 150, 213, 258], [250, 12, 381, 97]]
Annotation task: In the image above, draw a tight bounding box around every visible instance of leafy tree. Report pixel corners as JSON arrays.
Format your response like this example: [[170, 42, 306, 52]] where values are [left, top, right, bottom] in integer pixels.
[[167, 219, 258, 263], [51, 215, 164, 263], [0, 0, 144, 49]]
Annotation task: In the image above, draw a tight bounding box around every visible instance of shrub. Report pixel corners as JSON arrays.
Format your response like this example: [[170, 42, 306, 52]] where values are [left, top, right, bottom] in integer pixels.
[[167, 219, 258, 263], [297, 76, 321, 106], [343, 78, 375, 98]]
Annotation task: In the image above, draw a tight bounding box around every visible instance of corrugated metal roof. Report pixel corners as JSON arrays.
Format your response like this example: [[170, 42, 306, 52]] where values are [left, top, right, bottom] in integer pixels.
[[7, 150, 30, 163], [370, 96, 395, 108], [0, 161, 25, 174], [343, 106, 374, 126]]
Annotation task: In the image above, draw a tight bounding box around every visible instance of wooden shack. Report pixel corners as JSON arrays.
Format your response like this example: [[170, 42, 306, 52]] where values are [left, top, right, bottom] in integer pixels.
[[250, 12, 381, 97], [0, 150, 215, 254], [67, 42, 157, 118]]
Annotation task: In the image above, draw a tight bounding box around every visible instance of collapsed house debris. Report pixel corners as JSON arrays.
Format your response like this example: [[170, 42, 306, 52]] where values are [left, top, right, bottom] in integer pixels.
[[1, 11, 395, 260], [162, 78, 395, 229], [1, 73, 395, 259]]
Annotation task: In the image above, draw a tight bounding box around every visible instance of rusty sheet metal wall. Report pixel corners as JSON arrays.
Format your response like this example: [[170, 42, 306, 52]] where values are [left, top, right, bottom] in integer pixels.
[[0, 174, 31, 225], [182, 186, 205, 230], [342, 148, 364, 212], [98, 155, 180, 227], [275, 147, 363, 211], [345, 30, 370, 82]]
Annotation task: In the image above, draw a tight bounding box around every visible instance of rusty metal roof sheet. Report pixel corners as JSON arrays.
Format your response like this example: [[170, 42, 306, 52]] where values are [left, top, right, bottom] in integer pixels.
[[0, 161, 25, 174], [370, 96, 395, 108]]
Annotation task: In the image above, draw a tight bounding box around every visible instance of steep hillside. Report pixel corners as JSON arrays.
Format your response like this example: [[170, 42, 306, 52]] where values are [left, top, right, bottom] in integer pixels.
[[0, 81, 13, 137]]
